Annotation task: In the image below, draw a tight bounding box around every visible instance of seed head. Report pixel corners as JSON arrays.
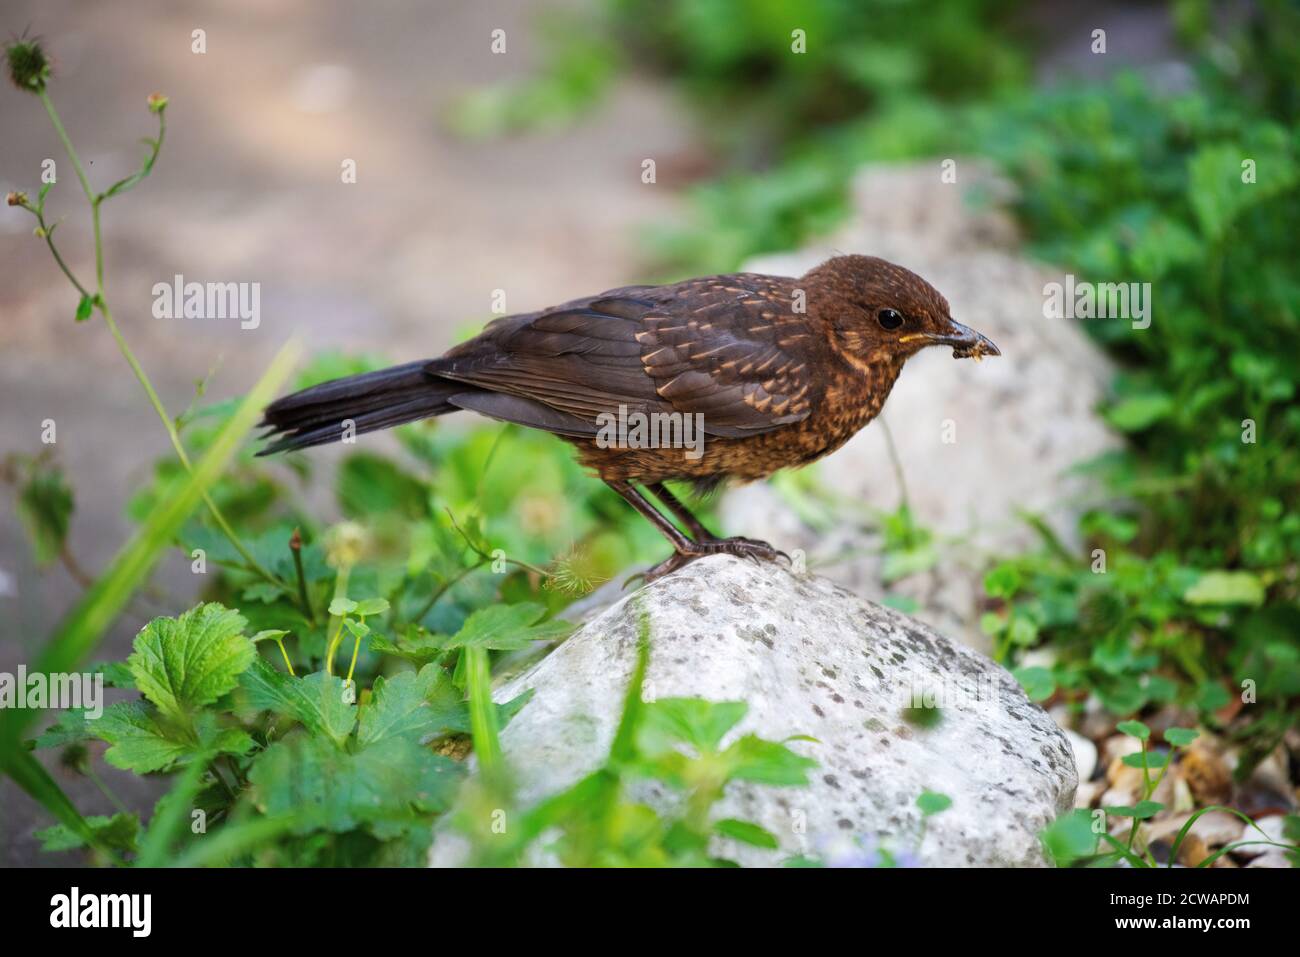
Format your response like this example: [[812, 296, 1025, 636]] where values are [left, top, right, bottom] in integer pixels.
[[5, 38, 51, 93]]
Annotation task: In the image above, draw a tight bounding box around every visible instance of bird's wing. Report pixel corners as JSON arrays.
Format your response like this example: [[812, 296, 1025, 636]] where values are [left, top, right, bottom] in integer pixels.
[[427, 276, 820, 438]]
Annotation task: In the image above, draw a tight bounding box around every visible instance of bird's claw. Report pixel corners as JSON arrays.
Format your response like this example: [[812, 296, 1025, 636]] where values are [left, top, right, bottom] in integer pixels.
[[626, 536, 787, 586]]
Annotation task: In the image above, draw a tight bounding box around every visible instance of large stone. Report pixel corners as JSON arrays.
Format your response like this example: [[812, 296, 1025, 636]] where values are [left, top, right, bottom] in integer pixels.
[[434, 555, 1077, 867], [726, 162, 1118, 650]]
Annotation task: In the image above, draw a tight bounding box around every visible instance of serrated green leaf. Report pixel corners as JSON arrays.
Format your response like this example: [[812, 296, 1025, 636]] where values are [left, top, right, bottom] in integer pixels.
[[358, 666, 452, 747], [247, 732, 462, 834], [35, 812, 138, 853], [237, 661, 356, 747], [721, 734, 817, 786], [91, 661, 136, 689], [128, 603, 256, 722], [640, 698, 748, 754], [90, 702, 253, 774], [93, 701, 194, 772], [30, 709, 92, 750], [442, 602, 572, 651]]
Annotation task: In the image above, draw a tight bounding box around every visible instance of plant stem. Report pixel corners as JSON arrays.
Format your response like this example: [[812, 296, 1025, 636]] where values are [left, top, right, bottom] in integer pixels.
[[412, 560, 483, 624], [86, 764, 131, 816], [275, 638, 296, 677], [290, 529, 316, 625], [879, 416, 910, 512], [35, 88, 290, 594], [324, 564, 352, 674]]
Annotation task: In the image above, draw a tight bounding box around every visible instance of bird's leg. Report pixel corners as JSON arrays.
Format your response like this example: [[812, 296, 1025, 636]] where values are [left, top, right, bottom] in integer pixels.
[[645, 482, 714, 539], [647, 482, 788, 563], [610, 480, 789, 585], [606, 480, 699, 584]]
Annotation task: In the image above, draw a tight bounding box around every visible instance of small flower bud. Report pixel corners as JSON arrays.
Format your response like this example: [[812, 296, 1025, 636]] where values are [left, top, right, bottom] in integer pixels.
[[6, 190, 27, 207], [324, 521, 367, 568], [5, 39, 52, 93], [147, 92, 169, 114]]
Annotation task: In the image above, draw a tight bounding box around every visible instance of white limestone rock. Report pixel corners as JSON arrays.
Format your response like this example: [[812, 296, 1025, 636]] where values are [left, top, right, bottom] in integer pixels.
[[433, 555, 1077, 867]]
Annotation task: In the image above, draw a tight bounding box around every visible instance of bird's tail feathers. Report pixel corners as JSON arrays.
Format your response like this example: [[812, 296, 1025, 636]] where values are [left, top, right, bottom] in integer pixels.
[[257, 360, 456, 454]]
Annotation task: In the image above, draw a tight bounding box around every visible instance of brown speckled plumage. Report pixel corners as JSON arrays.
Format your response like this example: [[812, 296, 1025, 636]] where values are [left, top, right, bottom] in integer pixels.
[[260, 255, 998, 580]]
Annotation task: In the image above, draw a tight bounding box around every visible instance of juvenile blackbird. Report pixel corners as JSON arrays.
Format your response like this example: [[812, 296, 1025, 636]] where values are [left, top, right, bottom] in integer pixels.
[[260, 255, 999, 580]]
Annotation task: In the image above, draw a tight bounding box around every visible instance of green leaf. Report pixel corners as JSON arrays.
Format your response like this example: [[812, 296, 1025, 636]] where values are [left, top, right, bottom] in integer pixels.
[[247, 732, 463, 834], [91, 701, 250, 773], [1013, 665, 1056, 701], [1164, 727, 1200, 747], [714, 818, 779, 849], [30, 709, 92, 750], [721, 735, 817, 786], [328, 597, 358, 616], [128, 603, 256, 722], [1105, 393, 1174, 432], [640, 698, 748, 754], [35, 812, 138, 853], [917, 790, 953, 816], [1116, 719, 1150, 741], [237, 661, 356, 747], [1104, 800, 1164, 820], [74, 293, 94, 322], [93, 702, 193, 772], [1184, 571, 1265, 607], [353, 597, 390, 617], [1039, 809, 1099, 866], [1121, 750, 1170, 770], [443, 602, 572, 651], [249, 629, 289, 644], [358, 666, 457, 747], [337, 452, 430, 519]]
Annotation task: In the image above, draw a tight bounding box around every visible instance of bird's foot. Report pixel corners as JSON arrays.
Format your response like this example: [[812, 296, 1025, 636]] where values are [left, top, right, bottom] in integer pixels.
[[624, 537, 789, 587], [697, 536, 790, 564]]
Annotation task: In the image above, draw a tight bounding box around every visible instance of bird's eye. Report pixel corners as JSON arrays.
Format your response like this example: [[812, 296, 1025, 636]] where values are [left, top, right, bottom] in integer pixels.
[[877, 308, 904, 330]]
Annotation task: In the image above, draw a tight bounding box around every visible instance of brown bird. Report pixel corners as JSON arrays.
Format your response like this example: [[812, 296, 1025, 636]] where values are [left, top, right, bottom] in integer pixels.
[[259, 255, 999, 580]]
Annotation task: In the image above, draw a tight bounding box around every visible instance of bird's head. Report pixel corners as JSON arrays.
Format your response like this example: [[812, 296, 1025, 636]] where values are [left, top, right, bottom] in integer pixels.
[[804, 254, 1000, 366]]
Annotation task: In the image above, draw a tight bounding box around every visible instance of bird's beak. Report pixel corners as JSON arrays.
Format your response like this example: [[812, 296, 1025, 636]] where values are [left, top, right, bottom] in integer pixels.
[[920, 318, 1001, 359]]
